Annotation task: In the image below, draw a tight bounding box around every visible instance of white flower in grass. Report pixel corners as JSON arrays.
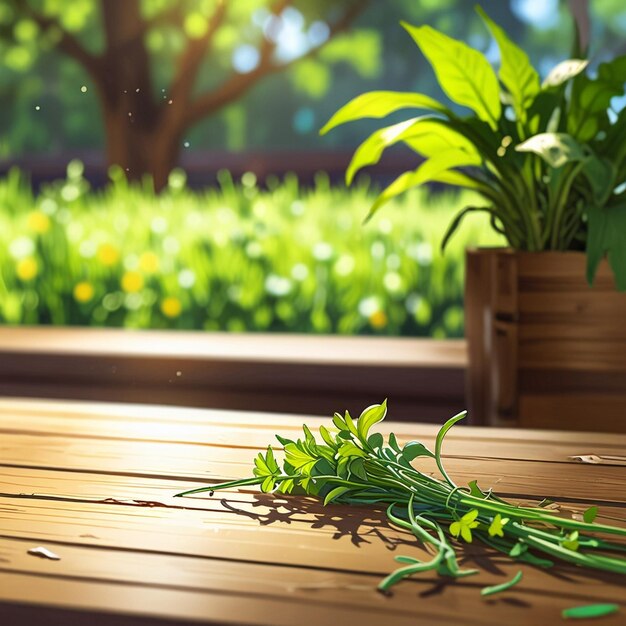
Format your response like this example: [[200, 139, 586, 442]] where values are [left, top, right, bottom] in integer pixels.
[[358, 296, 380, 318], [9, 236, 35, 259], [313, 242, 333, 261], [291, 263, 309, 281], [265, 274, 292, 297], [334, 255, 355, 277], [178, 269, 196, 289]]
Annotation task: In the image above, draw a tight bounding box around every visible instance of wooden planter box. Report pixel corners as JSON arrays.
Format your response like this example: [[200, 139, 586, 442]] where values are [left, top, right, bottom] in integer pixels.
[[465, 248, 626, 433]]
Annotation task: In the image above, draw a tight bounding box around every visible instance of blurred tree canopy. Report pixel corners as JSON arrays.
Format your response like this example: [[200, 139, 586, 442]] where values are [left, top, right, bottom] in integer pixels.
[[0, 0, 624, 186]]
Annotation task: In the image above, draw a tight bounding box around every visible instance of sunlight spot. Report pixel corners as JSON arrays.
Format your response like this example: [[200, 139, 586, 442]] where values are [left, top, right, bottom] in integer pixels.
[[511, 0, 558, 30], [308, 21, 330, 47], [80, 85, 87, 93], [232, 44, 260, 73]]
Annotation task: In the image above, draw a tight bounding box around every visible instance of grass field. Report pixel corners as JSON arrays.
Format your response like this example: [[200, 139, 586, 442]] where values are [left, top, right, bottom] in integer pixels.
[[0, 162, 502, 337]]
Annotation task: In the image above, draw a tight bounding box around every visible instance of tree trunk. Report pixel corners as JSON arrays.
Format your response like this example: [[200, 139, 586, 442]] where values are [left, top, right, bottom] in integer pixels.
[[99, 0, 180, 191], [101, 101, 181, 190]]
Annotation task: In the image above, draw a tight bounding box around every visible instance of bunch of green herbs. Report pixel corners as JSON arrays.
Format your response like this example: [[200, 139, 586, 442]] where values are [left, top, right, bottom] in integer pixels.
[[177, 401, 626, 595]]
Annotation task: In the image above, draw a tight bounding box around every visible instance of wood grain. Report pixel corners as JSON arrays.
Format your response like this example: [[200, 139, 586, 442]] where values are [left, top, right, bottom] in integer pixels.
[[465, 248, 626, 431], [1, 397, 625, 625]]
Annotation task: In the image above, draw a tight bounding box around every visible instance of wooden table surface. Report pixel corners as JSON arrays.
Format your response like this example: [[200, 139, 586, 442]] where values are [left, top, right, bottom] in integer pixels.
[[0, 397, 625, 626]]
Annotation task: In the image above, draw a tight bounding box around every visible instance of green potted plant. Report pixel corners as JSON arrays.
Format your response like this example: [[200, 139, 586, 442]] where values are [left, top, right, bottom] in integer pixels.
[[321, 7, 626, 432]]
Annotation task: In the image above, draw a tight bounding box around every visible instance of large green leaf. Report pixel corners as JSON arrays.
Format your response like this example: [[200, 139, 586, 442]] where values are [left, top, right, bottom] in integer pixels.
[[581, 156, 616, 205], [569, 55, 626, 141], [476, 7, 539, 124], [515, 132, 586, 168], [366, 149, 482, 220], [319, 91, 447, 135], [401, 22, 501, 129], [345, 117, 422, 185], [586, 201, 626, 290], [346, 116, 477, 185], [403, 120, 478, 158], [542, 59, 589, 88]]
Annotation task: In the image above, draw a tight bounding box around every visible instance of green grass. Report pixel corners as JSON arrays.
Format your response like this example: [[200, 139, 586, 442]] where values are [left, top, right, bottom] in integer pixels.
[[0, 162, 503, 337]]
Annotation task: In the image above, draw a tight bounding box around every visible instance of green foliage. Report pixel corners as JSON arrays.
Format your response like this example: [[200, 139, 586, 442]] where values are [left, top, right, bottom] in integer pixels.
[[562, 604, 620, 620], [176, 401, 626, 596], [322, 6, 626, 289], [0, 165, 502, 334]]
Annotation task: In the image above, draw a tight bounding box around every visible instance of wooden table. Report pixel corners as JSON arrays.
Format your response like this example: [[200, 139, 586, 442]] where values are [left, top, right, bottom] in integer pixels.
[[1, 397, 624, 625]]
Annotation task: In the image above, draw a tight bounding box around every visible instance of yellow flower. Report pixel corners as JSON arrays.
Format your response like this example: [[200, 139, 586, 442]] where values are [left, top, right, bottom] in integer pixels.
[[139, 251, 159, 273], [73, 281, 94, 303], [97, 243, 120, 266], [16, 257, 38, 281], [121, 271, 144, 293], [27, 210, 51, 234], [369, 310, 388, 329], [161, 296, 182, 318]]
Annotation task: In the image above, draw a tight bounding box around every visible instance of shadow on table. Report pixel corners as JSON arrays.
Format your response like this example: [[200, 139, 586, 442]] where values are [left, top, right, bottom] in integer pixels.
[[219, 491, 417, 550], [215, 491, 626, 602]]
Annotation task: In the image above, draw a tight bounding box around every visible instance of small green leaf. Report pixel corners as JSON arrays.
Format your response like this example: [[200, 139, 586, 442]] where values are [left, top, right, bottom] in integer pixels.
[[275, 434, 294, 447], [542, 59, 589, 88], [388, 432, 401, 453], [488, 514, 509, 538], [468, 480, 488, 499], [332, 412, 346, 431], [367, 432, 384, 450], [562, 604, 620, 620], [562, 531, 580, 551], [357, 400, 387, 440], [481, 570, 523, 596], [320, 90, 447, 135], [349, 457, 367, 481], [319, 425, 336, 448], [401, 441, 435, 461], [344, 410, 358, 437], [509, 542, 527, 558], [338, 441, 367, 459], [261, 475, 275, 492], [450, 509, 479, 543], [323, 486, 351, 506], [583, 506, 598, 524]]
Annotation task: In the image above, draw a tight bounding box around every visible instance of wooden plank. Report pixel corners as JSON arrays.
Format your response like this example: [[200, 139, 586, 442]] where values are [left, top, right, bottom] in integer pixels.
[[3, 397, 624, 448], [0, 537, 624, 626], [0, 327, 466, 367], [4, 429, 625, 473], [520, 395, 626, 432], [2, 439, 625, 504], [2, 466, 624, 524], [520, 339, 626, 371], [0, 330, 466, 422]]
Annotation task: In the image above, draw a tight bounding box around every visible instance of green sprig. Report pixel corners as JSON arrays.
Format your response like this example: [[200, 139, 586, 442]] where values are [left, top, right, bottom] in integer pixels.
[[176, 402, 626, 594]]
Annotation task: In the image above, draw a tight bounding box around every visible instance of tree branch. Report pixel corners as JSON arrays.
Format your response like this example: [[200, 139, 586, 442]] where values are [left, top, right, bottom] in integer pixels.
[[22, 5, 103, 83], [186, 0, 366, 127], [168, 0, 229, 109]]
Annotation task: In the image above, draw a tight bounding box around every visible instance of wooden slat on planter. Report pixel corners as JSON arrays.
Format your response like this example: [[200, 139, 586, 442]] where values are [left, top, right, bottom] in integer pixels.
[[465, 249, 626, 432]]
